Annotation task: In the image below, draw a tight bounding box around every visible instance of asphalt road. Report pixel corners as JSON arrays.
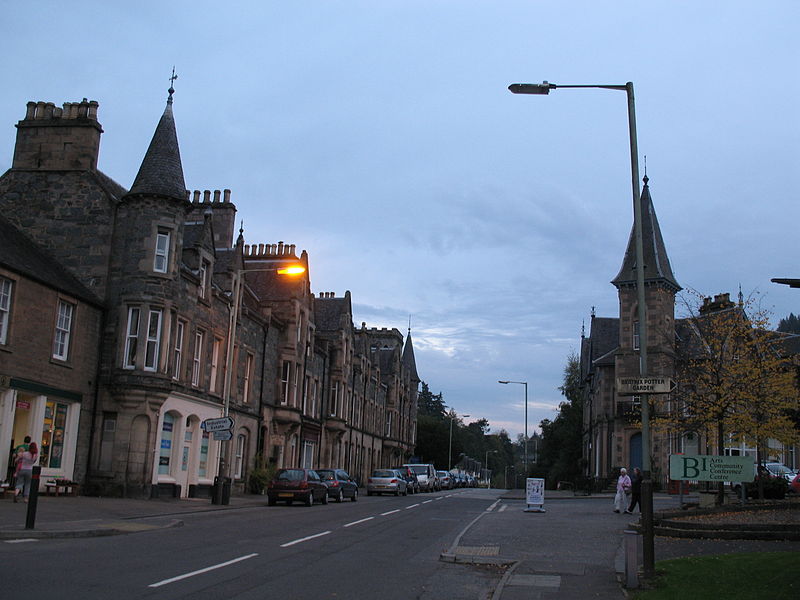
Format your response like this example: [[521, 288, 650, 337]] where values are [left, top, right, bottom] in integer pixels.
[[1, 488, 503, 599]]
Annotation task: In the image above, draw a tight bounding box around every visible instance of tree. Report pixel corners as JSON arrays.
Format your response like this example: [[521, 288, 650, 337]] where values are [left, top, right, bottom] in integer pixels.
[[777, 313, 800, 334], [656, 292, 799, 503], [417, 381, 446, 418], [537, 352, 584, 488]]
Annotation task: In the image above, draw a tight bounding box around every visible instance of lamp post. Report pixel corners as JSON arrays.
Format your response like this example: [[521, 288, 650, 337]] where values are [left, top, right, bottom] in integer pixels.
[[214, 260, 306, 505], [508, 80, 653, 578], [448, 412, 470, 471], [498, 380, 528, 469]]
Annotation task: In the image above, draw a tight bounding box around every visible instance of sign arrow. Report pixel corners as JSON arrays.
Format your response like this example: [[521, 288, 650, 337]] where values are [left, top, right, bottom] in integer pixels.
[[202, 416, 235, 432]]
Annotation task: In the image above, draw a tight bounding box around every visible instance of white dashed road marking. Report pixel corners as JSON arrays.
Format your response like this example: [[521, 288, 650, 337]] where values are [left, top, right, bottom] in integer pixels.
[[149, 553, 258, 588]]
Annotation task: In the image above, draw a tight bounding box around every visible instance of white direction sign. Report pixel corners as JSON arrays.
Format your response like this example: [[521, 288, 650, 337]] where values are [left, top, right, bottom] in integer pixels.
[[616, 376, 676, 396], [213, 430, 234, 441], [202, 416, 234, 432]]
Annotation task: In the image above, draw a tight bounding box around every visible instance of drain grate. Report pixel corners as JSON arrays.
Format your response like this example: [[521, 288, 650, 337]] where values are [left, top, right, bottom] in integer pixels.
[[454, 545, 500, 556]]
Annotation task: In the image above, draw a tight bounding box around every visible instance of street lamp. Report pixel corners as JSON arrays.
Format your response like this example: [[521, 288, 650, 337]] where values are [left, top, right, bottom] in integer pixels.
[[214, 260, 306, 505], [448, 412, 470, 471], [508, 80, 654, 578], [498, 380, 528, 469]]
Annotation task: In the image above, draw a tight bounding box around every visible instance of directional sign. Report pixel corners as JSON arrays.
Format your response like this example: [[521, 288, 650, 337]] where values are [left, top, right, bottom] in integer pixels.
[[213, 430, 234, 441], [202, 416, 234, 432], [616, 376, 676, 396]]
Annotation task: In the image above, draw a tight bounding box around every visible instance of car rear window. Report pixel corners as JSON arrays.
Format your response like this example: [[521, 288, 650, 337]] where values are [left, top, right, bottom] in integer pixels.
[[408, 466, 428, 475], [276, 469, 304, 481], [373, 470, 396, 477], [316, 470, 335, 480]]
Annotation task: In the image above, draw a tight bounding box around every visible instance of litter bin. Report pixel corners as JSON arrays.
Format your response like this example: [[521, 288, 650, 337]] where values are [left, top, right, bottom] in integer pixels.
[[212, 476, 232, 505]]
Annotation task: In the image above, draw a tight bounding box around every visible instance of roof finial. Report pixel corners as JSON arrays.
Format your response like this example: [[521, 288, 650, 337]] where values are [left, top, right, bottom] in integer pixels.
[[642, 155, 648, 185], [168, 67, 178, 105], [408, 314, 412, 335]]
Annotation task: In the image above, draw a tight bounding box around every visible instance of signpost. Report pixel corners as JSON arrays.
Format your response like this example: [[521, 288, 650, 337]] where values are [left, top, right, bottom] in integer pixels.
[[525, 477, 546, 512], [616, 376, 676, 396], [202, 416, 234, 432], [212, 430, 233, 442]]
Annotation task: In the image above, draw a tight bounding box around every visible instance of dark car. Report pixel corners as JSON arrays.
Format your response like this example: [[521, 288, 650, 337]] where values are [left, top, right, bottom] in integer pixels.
[[392, 465, 419, 494], [316, 468, 359, 502], [267, 468, 329, 507]]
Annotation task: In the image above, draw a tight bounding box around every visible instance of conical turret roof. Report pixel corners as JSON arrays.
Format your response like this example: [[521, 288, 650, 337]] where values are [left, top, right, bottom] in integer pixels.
[[402, 330, 420, 382], [612, 177, 681, 292], [127, 95, 186, 201]]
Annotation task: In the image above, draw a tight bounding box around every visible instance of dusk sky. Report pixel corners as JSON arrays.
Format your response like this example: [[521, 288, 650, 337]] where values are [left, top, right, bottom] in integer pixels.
[[2, 2, 797, 439]]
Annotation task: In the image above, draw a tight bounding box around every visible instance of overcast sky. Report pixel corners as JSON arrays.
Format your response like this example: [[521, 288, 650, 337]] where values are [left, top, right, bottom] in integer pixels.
[[2, 2, 797, 439]]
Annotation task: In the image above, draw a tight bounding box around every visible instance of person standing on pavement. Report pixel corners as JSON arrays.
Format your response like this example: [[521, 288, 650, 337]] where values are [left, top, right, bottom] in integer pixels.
[[14, 442, 38, 503], [626, 467, 642, 514], [614, 467, 631, 513]]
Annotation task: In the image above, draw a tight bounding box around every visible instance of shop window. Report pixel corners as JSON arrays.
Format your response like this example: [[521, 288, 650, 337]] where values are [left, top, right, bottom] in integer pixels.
[[198, 431, 209, 478], [40, 400, 69, 469], [158, 413, 175, 475], [0, 277, 12, 345], [53, 300, 74, 360], [144, 309, 163, 371]]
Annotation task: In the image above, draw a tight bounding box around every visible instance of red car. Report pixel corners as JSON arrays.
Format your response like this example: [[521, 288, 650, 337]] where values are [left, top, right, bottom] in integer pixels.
[[267, 468, 329, 507], [789, 472, 800, 495]]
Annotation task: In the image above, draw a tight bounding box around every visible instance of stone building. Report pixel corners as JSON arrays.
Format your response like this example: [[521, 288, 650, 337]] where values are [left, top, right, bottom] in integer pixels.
[[0, 92, 419, 497]]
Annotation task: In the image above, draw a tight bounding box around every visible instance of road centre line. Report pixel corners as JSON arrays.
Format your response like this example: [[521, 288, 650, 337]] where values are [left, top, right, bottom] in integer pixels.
[[422, 500, 433, 504], [380, 509, 400, 516], [343, 517, 375, 528], [148, 553, 258, 588], [405, 503, 420, 509], [499, 504, 508, 512], [4, 538, 38, 544], [434, 497, 443, 500], [280, 530, 332, 547]]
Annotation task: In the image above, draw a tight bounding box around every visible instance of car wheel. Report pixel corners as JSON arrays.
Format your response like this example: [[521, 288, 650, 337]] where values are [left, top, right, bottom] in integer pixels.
[[367, 491, 372, 496], [286, 499, 293, 506], [403, 488, 408, 496], [268, 497, 276, 506], [305, 493, 314, 507], [321, 491, 328, 505], [336, 490, 344, 503], [351, 489, 358, 502], [395, 490, 400, 496]]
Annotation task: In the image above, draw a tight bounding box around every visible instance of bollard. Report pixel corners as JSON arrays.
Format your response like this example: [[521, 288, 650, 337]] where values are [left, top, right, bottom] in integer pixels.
[[25, 465, 42, 530], [624, 529, 641, 589]]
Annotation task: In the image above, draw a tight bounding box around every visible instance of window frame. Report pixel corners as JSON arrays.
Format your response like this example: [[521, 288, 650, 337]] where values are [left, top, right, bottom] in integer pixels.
[[124, 307, 141, 369], [144, 309, 163, 372], [154, 230, 171, 273], [52, 299, 75, 361], [192, 330, 204, 386], [210, 337, 221, 393], [243, 352, 254, 403], [172, 319, 185, 380], [0, 276, 13, 345]]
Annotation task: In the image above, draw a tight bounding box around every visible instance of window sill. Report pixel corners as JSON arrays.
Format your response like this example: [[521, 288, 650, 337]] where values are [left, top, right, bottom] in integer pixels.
[[49, 357, 73, 369]]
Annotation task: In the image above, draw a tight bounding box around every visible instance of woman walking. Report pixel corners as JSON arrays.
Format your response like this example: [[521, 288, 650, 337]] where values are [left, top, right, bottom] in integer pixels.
[[14, 442, 38, 503], [613, 467, 631, 513]]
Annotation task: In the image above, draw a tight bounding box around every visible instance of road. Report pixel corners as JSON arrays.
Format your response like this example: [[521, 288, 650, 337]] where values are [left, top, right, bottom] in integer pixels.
[[1, 488, 503, 599]]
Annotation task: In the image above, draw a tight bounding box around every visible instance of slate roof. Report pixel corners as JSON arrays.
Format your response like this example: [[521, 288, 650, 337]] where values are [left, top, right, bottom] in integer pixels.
[[587, 317, 619, 367], [0, 215, 101, 306], [127, 100, 186, 201], [612, 177, 681, 292], [402, 331, 420, 382], [314, 294, 351, 332]]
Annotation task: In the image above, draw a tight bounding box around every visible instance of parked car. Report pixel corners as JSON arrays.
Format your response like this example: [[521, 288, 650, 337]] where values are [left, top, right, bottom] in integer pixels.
[[437, 471, 452, 490], [764, 463, 795, 482], [316, 468, 359, 502], [267, 468, 329, 507], [367, 469, 408, 496], [789, 473, 800, 495], [404, 464, 437, 492], [392, 466, 419, 494]]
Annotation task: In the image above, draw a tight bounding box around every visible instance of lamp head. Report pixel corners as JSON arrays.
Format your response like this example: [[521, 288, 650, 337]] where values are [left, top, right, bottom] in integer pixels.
[[276, 265, 306, 276], [508, 81, 554, 95]]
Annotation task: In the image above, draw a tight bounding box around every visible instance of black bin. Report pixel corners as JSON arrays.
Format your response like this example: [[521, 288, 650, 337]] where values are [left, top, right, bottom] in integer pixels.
[[212, 476, 232, 505]]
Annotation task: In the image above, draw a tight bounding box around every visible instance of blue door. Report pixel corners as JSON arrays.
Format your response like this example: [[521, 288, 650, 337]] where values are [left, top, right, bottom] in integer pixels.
[[629, 433, 642, 470]]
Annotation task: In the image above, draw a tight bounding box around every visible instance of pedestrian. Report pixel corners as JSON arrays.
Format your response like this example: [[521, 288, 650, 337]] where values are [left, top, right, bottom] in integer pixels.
[[14, 442, 38, 503], [626, 467, 642, 514], [13, 435, 31, 455], [614, 467, 631, 513]]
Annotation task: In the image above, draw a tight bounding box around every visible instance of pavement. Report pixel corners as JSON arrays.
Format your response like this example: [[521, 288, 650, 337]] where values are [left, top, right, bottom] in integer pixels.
[[3, 488, 799, 599]]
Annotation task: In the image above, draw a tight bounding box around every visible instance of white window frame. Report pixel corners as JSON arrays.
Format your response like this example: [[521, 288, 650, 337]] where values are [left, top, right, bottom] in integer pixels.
[[53, 300, 74, 360], [210, 338, 221, 393], [302, 440, 315, 469], [234, 434, 246, 479], [0, 277, 12, 345], [124, 307, 140, 368], [280, 361, 291, 405], [154, 231, 170, 273], [198, 259, 209, 299], [330, 381, 339, 417], [243, 353, 253, 403], [144, 309, 163, 372], [192, 330, 204, 386], [173, 320, 185, 380]]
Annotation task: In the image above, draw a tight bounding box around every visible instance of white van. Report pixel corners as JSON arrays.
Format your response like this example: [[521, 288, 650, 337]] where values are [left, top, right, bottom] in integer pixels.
[[404, 464, 437, 492]]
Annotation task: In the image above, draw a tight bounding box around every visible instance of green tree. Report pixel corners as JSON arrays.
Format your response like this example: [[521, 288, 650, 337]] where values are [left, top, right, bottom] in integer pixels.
[[417, 381, 446, 418], [536, 352, 584, 488], [777, 313, 800, 334]]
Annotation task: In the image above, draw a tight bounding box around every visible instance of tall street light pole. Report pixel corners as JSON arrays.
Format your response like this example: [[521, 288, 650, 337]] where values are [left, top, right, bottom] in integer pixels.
[[448, 412, 470, 471], [498, 380, 528, 469], [214, 261, 306, 505], [508, 80, 653, 578]]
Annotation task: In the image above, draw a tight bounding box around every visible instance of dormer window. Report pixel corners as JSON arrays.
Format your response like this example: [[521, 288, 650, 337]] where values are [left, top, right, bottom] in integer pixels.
[[154, 231, 170, 273]]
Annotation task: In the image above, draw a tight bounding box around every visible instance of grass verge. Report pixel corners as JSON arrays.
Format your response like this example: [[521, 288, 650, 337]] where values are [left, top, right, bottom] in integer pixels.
[[631, 551, 799, 600]]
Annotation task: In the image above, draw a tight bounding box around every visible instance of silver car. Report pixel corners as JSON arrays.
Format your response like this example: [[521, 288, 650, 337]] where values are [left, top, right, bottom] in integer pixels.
[[367, 469, 408, 496]]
